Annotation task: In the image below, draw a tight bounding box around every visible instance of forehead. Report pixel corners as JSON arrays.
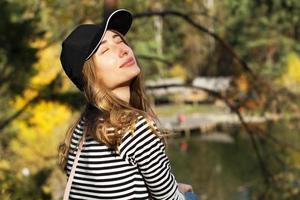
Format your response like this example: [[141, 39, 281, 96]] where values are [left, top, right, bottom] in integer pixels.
[[98, 30, 120, 47], [103, 30, 119, 39]]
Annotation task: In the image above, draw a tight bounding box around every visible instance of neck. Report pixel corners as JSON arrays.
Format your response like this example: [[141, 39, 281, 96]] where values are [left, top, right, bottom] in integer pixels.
[[111, 85, 130, 104]]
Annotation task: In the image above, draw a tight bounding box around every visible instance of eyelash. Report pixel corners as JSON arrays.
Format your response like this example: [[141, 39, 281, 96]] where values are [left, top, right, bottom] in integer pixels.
[[101, 49, 108, 54], [101, 37, 124, 54], [116, 36, 124, 43]]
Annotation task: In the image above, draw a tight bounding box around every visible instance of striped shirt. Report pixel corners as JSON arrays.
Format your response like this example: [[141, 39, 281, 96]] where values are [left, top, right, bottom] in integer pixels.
[[65, 115, 185, 200]]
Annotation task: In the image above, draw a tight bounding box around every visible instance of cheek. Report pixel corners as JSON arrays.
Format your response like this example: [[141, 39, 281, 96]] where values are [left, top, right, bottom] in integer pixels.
[[94, 56, 119, 87]]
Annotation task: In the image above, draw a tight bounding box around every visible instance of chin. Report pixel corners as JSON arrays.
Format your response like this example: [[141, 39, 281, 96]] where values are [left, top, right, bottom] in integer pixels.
[[133, 65, 141, 75], [123, 70, 140, 86], [127, 64, 140, 76], [129, 71, 140, 82]]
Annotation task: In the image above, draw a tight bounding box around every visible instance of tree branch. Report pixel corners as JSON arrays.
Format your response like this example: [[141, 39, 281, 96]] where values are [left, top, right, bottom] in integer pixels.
[[136, 54, 174, 66], [133, 10, 255, 77]]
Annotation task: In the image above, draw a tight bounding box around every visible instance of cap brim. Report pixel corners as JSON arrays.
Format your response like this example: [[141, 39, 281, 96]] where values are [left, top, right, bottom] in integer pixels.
[[85, 9, 133, 60]]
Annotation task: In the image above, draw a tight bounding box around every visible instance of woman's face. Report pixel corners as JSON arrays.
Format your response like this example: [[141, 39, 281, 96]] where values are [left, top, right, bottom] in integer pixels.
[[91, 30, 140, 89]]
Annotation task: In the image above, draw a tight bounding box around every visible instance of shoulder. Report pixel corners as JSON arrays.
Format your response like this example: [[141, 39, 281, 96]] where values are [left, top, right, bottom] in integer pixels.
[[77, 115, 86, 130], [120, 114, 158, 142], [135, 114, 148, 129], [119, 114, 164, 153], [127, 114, 163, 147], [72, 115, 86, 139], [134, 114, 160, 134]]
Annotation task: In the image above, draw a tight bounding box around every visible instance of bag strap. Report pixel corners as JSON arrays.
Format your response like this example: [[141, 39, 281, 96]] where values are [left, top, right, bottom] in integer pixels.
[[63, 132, 86, 200]]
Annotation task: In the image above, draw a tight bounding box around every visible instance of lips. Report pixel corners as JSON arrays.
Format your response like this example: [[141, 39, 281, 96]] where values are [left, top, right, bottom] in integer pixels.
[[120, 57, 135, 68]]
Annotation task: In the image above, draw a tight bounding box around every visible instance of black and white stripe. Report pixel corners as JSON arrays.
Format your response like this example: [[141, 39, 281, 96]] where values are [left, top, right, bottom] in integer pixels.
[[65, 115, 185, 200]]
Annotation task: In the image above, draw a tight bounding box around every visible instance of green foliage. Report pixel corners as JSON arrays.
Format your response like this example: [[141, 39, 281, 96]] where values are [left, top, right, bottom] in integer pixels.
[[0, 0, 40, 96], [1, 0, 300, 199], [216, 0, 300, 79]]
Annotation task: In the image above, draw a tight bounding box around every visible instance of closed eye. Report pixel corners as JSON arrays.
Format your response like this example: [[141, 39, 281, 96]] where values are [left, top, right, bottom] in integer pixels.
[[101, 48, 109, 54], [116, 37, 123, 43], [100, 35, 124, 54], [113, 34, 124, 43]]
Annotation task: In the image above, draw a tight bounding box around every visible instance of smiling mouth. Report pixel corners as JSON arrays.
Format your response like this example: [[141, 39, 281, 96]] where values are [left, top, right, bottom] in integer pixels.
[[120, 57, 135, 68]]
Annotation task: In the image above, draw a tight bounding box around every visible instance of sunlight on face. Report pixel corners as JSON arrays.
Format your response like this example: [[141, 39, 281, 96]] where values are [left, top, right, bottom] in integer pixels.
[[91, 30, 140, 89]]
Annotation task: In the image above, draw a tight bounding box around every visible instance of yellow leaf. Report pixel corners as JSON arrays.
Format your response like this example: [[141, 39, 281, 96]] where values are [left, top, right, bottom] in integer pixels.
[[0, 160, 10, 170], [31, 43, 61, 87], [10, 101, 72, 173], [169, 64, 188, 81], [280, 52, 300, 89]]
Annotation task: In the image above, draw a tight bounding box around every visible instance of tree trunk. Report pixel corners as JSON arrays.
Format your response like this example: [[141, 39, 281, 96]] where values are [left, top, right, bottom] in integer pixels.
[[103, 0, 118, 18]]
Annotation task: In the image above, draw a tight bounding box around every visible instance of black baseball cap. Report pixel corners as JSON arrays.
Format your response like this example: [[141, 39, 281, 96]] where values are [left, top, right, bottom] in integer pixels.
[[60, 8, 133, 91]]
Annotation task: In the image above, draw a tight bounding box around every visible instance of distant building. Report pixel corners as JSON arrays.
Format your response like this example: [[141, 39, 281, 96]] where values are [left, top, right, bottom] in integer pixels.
[[145, 77, 185, 96], [186, 77, 232, 104], [145, 76, 232, 105], [192, 77, 232, 92]]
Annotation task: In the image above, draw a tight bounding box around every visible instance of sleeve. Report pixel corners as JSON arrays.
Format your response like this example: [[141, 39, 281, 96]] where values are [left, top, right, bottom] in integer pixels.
[[119, 115, 185, 200]]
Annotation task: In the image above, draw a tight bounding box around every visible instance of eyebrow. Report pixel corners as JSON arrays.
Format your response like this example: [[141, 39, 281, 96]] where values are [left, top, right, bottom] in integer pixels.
[[99, 34, 121, 45]]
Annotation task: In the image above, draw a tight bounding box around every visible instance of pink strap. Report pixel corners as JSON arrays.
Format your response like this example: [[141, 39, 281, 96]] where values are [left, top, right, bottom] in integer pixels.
[[63, 133, 86, 200]]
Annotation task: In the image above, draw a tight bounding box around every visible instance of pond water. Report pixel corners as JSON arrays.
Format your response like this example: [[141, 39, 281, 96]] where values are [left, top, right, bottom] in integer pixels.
[[165, 120, 299, 200], [166, 136, 259, 200]]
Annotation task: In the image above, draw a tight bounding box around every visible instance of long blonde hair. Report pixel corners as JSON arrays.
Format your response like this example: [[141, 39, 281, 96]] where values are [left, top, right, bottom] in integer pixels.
[[58, 29, 167, 172]]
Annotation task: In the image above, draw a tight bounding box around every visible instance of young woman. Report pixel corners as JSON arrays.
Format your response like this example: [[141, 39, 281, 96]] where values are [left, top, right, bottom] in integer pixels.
[[59, 8, 197, 200]]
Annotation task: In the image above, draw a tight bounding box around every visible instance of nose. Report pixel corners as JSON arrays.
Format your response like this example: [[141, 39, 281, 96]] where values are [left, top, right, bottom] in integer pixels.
[[119, 45, 129, 58]]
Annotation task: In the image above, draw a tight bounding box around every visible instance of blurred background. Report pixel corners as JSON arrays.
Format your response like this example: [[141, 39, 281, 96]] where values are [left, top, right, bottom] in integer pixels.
[[0, 0, 300, 199]]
